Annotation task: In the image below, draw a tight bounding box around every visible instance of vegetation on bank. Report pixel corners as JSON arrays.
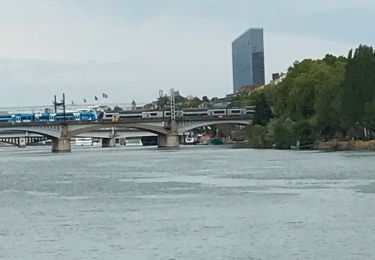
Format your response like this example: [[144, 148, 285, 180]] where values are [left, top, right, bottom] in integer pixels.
[[233, 45, 375, 149]]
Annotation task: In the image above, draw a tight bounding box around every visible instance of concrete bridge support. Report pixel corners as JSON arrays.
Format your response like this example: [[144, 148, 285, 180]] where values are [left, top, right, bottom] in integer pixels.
[[158, 119, 179, 148], [52, 138, 71, 153], [51, 123, 71, 152], [158, 133, 179, 148]]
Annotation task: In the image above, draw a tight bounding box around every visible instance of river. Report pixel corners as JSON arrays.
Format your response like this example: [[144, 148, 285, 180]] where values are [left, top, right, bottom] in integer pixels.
[[0, 145, 375, 259]]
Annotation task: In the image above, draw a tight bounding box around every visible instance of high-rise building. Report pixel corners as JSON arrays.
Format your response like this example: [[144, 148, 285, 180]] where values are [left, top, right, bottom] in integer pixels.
[[232, 28, 265, 93]]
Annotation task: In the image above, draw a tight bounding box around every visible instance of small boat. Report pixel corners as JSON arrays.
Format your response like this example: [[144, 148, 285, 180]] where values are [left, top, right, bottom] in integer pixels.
[[184, 136, 197, 145], [75, 137, 93, 146], [141, 136, 158, 146], [126, 138, 143, 146], [209, 138, 224, 145]]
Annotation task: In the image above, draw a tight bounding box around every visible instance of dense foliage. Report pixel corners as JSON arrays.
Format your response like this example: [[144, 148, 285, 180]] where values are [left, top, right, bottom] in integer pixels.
[[243, 45, 375, 148]]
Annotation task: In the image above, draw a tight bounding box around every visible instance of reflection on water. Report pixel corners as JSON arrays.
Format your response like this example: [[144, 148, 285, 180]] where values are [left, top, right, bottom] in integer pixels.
[[0, 146, 375, 259]]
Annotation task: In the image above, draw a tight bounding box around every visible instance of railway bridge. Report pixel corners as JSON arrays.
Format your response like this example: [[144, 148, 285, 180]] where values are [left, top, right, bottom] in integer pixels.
[[0, 116, 252, 152]]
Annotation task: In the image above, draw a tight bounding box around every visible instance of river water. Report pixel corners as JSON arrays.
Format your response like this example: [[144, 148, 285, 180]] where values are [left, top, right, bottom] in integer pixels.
[[0, 145, 374, 259]]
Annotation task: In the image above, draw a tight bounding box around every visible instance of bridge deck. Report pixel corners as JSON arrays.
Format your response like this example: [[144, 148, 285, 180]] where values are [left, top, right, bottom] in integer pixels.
[[0, 115, 253, 127]]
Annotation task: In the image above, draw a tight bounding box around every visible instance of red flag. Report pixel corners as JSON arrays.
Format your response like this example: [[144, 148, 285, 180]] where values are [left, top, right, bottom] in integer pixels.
[[102, 93, 108, 98]]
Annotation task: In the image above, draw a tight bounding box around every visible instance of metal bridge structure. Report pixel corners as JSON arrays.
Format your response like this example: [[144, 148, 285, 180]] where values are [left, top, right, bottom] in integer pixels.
[[0, 115, 253, 152], [0, 132, 48, 147]]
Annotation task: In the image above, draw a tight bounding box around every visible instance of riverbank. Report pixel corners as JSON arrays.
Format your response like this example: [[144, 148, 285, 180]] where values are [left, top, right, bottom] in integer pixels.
[[315, 140, 375, 151], [230, 139, 375, 151]]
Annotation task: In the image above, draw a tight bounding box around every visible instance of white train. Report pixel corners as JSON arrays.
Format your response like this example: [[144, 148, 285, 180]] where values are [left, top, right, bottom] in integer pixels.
[[99, 107, 254, 121]]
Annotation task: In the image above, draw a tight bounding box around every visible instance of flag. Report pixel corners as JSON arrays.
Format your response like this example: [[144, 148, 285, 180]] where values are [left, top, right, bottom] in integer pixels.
[[102, 93, 108, 98], [83, 98, 87, 103], [94, 96, 98, 101]]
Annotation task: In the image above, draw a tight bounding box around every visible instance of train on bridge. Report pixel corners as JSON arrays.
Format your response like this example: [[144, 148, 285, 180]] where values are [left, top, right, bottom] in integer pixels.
[[0, 107, 255, 124]]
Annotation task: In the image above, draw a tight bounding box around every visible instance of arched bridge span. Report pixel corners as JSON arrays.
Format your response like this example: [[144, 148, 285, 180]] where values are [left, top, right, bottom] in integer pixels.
[[176, 119, 252, 135]]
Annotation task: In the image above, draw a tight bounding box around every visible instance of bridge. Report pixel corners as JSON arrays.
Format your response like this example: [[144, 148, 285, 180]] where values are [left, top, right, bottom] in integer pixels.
[[0, 116, 253, 152], [0, 131, 49, 147], [0, 129, 157, 146]]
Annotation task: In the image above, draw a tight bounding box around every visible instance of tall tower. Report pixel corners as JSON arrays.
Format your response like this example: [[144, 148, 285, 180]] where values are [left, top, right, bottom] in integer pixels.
[[232, 28, 265, 93]]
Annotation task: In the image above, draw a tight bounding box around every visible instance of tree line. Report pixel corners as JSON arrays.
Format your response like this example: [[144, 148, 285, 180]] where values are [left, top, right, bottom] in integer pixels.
[[231, 45, 375, 149]]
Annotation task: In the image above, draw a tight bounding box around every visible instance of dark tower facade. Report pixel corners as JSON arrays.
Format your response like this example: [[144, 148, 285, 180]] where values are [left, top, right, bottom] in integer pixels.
[[232, 28, 265, 92]]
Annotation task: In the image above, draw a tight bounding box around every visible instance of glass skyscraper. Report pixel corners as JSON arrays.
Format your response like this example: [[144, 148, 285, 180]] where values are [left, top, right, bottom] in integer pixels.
[[232, 28, 265, 93]]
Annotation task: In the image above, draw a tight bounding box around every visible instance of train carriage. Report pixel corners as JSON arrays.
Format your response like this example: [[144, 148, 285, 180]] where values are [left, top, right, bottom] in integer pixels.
[[34, 112, 55, 122], [142, 111, 164, 119], [208, 108, 227, 117], [181, 108, 209, 117], [54, 112, 79, 121], [79, 111, 97, 121], [245, 106, 256, 114], [118, 111, 142, 119], [227, 108, 246, 116], [15, 113, 34, 123], [0, 114, 14, 123]]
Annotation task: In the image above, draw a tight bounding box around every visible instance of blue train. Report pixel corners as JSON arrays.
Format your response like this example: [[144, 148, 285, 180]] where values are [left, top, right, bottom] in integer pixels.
[[0, 111, 97, 123]]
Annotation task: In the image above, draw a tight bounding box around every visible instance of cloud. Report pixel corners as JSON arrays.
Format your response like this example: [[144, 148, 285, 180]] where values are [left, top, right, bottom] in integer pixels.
[[0, 0, 373, 106], [265, 33, 353, 77]]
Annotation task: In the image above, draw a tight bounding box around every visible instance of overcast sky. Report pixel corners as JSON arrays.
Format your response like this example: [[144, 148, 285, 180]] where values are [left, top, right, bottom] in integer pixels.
[[0, 0, 374, 107]]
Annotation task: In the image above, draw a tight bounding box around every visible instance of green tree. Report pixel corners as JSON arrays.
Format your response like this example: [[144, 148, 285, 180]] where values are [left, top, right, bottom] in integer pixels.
[[364, 100, 375, 131], [340, 45, 375, 131], [269, 56, 347, 139], [180, 97, 202, 108], [230, 92, 252, 107], [267, 117, 296, 149], [247, 124, 270, 148], [253, 92, 273, 125], [157, 96, 169, 110], [202, 96, 209, 103], [313, 55, 346, 138], [294, 120, 314, 143], [240, 45, 375, 148]]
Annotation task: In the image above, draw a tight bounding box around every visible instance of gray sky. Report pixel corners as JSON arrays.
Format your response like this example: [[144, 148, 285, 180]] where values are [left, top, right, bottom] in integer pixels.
[[0, 0, 374, 106]]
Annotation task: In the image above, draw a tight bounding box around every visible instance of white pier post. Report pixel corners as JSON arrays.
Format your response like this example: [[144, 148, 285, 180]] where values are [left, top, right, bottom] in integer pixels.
[[18, 137, 27, 148]]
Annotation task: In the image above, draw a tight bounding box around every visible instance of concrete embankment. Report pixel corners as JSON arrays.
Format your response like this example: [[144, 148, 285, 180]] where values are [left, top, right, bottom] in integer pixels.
[[316, 140, 375, 151]]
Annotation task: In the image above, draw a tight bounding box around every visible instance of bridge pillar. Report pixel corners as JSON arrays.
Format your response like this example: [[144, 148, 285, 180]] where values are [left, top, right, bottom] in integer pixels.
[[102, 137, 116, 148], [158, 133, 179, 148], [18, 137, 27, 148], [158, 119, 179, 148], [52, 137, 71, 153]]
